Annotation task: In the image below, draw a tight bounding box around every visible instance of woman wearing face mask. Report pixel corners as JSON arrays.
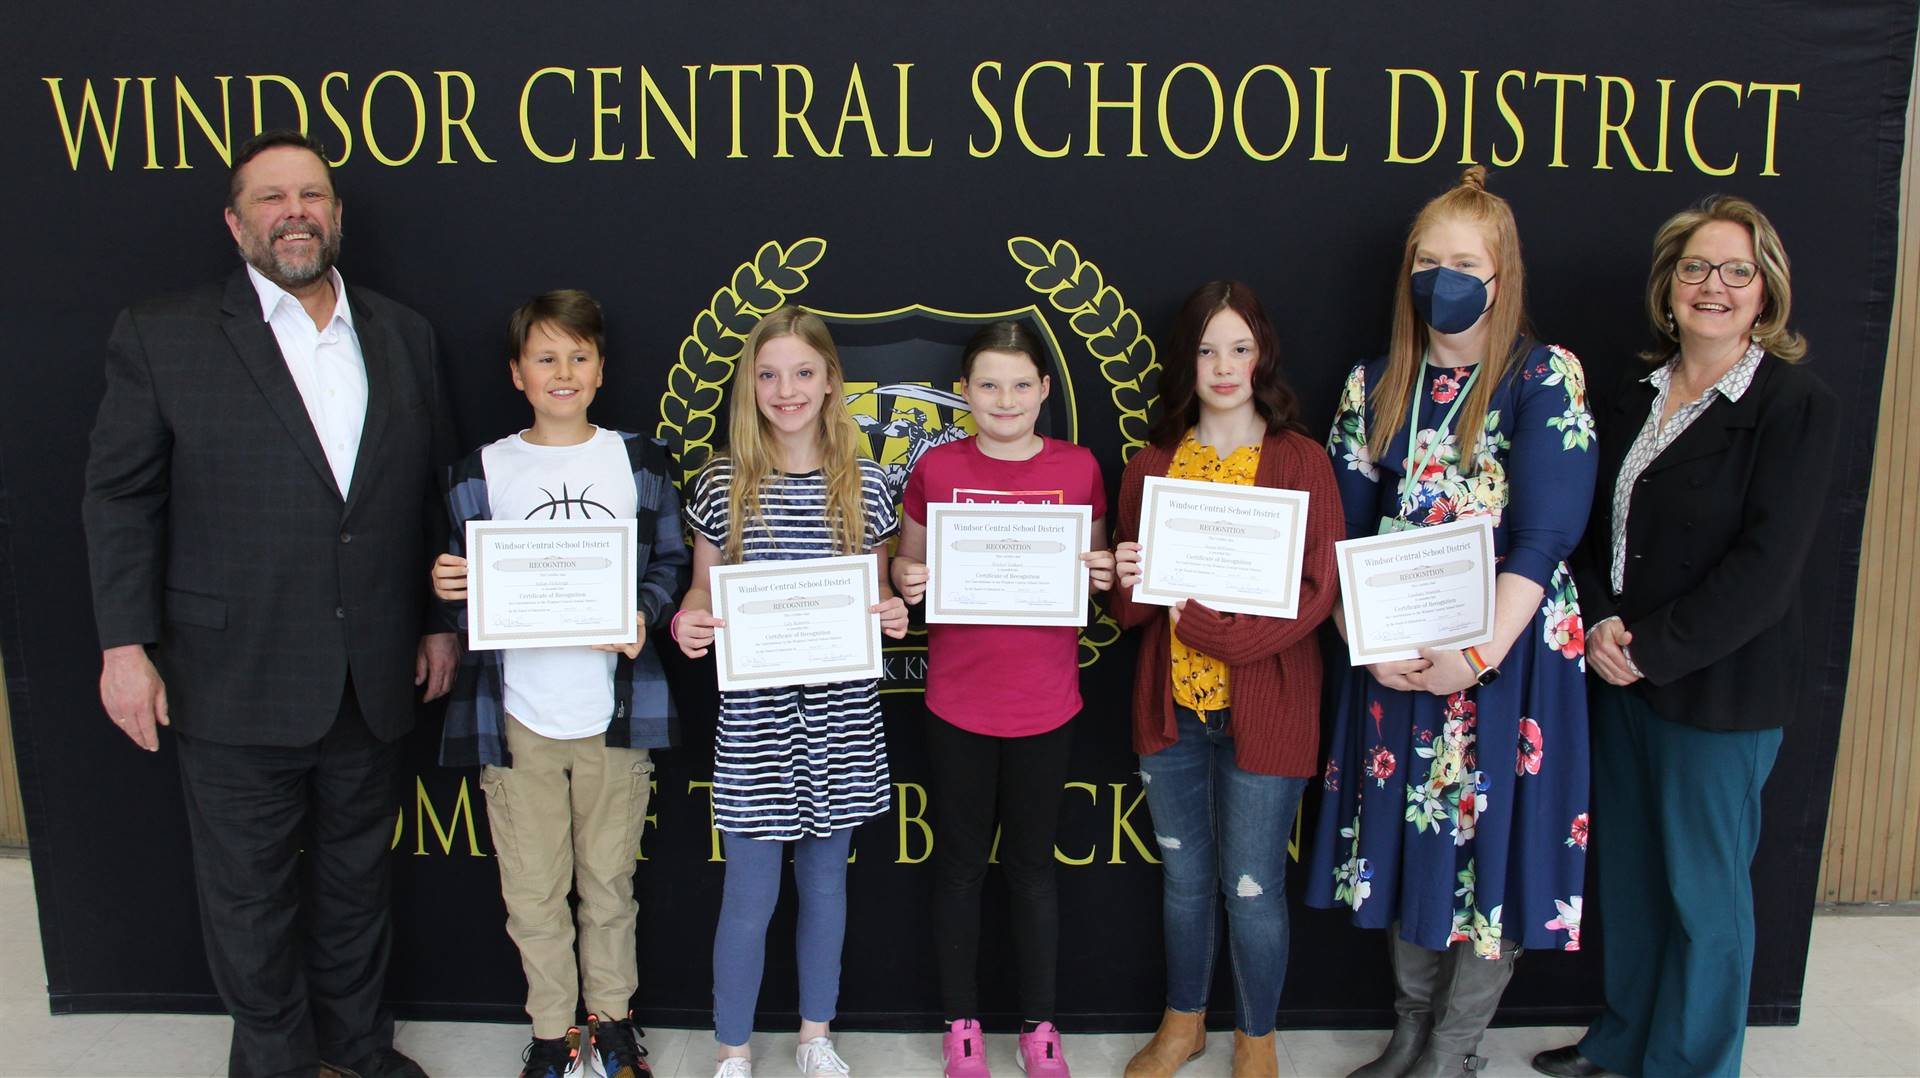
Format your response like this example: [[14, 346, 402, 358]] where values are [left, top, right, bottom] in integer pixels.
[[1305, 167, 1598, 1078]]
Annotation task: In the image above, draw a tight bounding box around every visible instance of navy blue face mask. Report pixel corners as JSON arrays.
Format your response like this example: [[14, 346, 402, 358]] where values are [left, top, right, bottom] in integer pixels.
[[1411, 266, 1496, 335]]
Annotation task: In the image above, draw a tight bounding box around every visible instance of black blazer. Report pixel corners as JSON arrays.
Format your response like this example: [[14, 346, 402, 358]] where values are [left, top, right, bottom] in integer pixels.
[[83, 268, 457, 746], [1570, 354, 1839, 731]]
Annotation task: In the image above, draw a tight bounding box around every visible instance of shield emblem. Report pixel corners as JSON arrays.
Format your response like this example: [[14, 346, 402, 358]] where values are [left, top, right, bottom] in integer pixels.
[[817, 304, 1080, 506]]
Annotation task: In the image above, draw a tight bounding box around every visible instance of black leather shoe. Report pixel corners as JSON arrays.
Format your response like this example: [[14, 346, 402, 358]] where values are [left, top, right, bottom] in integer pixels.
[[1531, 1045, 1608, 1077]]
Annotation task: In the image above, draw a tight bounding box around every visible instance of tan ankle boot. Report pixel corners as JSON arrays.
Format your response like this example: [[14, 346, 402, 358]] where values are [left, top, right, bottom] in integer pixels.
[[1232, 1030, 1280, 1078], [1124, 1008, 1207, 1078]]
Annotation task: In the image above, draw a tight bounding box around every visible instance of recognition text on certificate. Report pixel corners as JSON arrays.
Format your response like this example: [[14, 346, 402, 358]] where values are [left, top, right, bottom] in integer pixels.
[[926, 503, 1091, 626], [711, 554, 884, 691], [1132, 476, 1310, 619], [466, 519, 640, 651], [1335, 516, 1496, 665]]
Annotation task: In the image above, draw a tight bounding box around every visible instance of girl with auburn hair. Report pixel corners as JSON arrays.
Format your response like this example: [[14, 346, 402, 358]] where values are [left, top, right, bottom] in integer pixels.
[[1305, 167, 1599, 1078], [673, 306, 911, 1078], [1110, 281, 1343, 1078]]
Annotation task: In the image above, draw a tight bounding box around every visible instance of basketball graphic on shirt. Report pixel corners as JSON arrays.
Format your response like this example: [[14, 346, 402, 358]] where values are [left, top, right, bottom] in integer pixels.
[[522, 483, 615, 519]]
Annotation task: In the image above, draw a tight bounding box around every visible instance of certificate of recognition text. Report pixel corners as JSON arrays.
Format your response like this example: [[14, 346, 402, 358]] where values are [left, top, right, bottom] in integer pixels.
[[1335, 516, 1496, 665], [925, 503, 1092, 627], [709, 554, 884, 691], [466, 519, 639, 651], [1131, 476, 1310, 619]]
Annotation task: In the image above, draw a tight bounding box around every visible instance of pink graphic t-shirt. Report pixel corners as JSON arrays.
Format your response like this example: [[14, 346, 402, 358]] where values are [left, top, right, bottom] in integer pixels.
[[903, 436, 1108, 736]]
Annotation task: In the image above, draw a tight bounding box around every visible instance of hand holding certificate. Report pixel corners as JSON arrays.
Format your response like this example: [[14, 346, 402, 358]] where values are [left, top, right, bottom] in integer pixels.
[[1335, 516, 1496, 665], [466, 519, 639, 651], [1130, 476, 1311, 619], [709, 554, 885, 691], [924, 503, 1092, 626]]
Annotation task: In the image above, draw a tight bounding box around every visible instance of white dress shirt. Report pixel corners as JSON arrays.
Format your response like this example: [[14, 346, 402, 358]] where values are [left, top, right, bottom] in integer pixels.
[[245, 264, 368, 498]]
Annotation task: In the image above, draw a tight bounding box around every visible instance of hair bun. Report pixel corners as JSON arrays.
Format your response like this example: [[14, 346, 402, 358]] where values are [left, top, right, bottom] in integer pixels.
[[1458, 165, 1490, 191]]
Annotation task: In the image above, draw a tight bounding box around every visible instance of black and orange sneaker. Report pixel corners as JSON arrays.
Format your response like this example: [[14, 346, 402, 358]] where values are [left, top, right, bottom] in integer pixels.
[[519, 1027, 581, 1078], [588, 1011, 652, 1078]]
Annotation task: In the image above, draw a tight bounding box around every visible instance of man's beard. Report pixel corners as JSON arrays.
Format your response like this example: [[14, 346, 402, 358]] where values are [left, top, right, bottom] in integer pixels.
[[240, 217, 341, 291]]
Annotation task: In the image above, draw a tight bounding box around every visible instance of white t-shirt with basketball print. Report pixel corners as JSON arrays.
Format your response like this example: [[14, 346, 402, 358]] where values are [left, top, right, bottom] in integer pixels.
[[480, 427, 638, 741]]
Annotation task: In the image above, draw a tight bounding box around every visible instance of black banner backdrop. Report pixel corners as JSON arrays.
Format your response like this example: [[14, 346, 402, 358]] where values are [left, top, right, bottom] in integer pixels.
[[2, 0, 1912, 1033]]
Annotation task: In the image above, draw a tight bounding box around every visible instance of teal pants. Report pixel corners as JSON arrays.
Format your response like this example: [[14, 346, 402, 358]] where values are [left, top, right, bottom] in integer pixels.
[[1578, 680, 1782, 1078]]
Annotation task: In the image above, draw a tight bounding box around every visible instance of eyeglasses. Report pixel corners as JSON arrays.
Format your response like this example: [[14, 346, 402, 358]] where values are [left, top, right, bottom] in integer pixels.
[[1675, 258, 1759, 288]]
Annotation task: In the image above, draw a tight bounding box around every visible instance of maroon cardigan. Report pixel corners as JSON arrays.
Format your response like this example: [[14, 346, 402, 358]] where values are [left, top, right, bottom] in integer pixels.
[[1107, 429, 1342, 777]]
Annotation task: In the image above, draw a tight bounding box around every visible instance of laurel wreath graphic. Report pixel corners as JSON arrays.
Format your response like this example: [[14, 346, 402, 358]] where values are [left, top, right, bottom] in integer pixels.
[[1007, 236, 1162, 667], [655, 236, 1149, 674], [654, 238, 827, 488], [1007, 237, 1161, 463]]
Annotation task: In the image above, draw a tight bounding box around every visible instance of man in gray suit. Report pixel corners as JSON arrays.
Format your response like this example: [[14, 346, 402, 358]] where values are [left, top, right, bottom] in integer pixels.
[[84, 130, 458, 1078]]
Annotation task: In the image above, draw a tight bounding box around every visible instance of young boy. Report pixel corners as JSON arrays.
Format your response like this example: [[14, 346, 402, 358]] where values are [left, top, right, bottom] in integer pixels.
[[432, 289, 689, 1078]]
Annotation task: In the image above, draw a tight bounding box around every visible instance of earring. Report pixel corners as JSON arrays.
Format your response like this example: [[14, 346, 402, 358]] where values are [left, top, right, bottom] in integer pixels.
[[1664, 309, 1676, 336]]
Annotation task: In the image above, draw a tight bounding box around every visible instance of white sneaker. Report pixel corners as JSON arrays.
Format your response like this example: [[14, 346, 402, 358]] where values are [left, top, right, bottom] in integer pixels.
[[714, 1055, 754, 1078], [796, 1036, 851, 1077]]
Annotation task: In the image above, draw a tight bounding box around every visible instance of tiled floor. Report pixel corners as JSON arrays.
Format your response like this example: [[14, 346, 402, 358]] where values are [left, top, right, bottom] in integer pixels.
[[1, 855, 1913, 1077]]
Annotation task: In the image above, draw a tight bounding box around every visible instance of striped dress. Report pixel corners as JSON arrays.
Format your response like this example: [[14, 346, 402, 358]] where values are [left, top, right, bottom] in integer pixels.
[[686, 456, 899, 840]]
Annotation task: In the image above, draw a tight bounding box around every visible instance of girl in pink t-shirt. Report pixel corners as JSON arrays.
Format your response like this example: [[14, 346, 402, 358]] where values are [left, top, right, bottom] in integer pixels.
[[893, 322, 1114, 1078]]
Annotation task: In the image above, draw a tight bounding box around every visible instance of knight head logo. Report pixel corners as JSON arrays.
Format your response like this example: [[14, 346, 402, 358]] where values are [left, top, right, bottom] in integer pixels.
[[824, 305, 1077, 506]]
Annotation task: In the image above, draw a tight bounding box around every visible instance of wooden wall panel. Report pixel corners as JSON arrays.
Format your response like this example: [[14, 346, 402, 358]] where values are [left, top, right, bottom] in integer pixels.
[[0, 654, 24, 848], [1820, 31, 1920, 904]]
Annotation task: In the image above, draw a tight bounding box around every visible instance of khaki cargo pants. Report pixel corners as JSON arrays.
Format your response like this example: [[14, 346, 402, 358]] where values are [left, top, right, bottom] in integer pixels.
[[480, 716, 654, 1038]]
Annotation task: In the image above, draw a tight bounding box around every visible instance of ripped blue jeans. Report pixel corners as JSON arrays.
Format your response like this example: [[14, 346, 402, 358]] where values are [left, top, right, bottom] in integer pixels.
[[1138, 706, 1308, 1036]]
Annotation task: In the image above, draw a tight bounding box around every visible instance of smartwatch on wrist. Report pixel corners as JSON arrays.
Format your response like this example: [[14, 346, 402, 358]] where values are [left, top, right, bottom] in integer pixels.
[[1463, 645, 1500, 687]]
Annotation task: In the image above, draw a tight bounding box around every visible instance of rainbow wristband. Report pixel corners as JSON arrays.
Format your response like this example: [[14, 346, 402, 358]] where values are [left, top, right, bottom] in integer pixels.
[[669, 609, 689, 643], [1462, 646, 1491, 678]]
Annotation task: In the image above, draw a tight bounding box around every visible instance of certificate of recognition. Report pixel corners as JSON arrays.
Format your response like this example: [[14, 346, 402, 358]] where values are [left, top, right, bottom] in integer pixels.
[[1132, 476, 1310, 619], [1335, 516, 1496, 665], [710, 554, 884, 691], [925, 503, 1092, 627], [466, 519, 638, 651]]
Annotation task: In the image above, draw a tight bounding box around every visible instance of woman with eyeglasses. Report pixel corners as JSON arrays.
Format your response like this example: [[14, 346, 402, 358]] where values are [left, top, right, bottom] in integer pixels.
[[1532, 197, 1839, 1078]]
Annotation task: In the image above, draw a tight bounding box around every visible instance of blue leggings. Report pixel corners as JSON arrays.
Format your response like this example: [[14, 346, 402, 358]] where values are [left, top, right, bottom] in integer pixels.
[[712, 828, 854, 1047]]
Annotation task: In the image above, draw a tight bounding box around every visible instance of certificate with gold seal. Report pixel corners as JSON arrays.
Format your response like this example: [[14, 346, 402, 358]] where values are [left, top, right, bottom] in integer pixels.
[[1131, 476, 1310, 619], [1335, 516, 1496, 665], [925, 502, 1092, 627], [710, 554, 884, 691], [466, 519, 639, 651]]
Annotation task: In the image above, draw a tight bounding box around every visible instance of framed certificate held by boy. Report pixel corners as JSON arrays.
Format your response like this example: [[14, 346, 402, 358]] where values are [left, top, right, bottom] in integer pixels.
[[466, 518, 639, 651]]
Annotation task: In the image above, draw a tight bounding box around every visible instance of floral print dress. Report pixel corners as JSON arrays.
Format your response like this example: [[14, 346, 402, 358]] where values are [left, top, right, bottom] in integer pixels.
[[1304, 342, 1596, 956]]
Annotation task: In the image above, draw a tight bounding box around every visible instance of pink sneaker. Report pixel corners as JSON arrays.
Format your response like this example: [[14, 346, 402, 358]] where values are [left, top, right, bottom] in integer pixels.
[[1017, 1023, 1069, 1077], [942, 1019, 991, 1078]]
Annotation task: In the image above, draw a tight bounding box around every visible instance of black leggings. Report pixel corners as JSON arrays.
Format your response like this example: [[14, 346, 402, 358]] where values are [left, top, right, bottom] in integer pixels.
[[925, 715, 1075, 1023]]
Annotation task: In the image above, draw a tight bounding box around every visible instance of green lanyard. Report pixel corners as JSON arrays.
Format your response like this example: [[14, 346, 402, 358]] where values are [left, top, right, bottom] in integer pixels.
[[1380, 361, 1478, 534]]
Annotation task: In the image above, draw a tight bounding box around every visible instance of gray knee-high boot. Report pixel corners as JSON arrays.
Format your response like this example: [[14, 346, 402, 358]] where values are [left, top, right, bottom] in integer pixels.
[[1347, 928, 1448, 1078], [1401, 939, 1520, 1077]]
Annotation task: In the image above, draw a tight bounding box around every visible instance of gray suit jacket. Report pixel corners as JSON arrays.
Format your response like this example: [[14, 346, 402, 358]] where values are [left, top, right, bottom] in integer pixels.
[[84, 267, 456, 746]]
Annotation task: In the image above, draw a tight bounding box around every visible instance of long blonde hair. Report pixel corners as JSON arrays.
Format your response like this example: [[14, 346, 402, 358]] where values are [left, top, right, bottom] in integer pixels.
[[720, 306, 868, 564], [1642, 194, 1806, 364], [1367, 166, 1531, 468]]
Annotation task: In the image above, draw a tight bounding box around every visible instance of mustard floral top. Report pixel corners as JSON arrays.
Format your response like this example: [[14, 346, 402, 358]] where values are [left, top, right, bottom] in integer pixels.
[[1168, 430, 1261, 714]]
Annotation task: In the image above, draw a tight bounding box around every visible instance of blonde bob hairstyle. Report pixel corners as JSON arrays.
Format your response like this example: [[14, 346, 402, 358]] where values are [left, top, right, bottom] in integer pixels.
[[717, 305, 868, 565], [1644, 194, 1806, 364], [1367, 165, 1531, 468]]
